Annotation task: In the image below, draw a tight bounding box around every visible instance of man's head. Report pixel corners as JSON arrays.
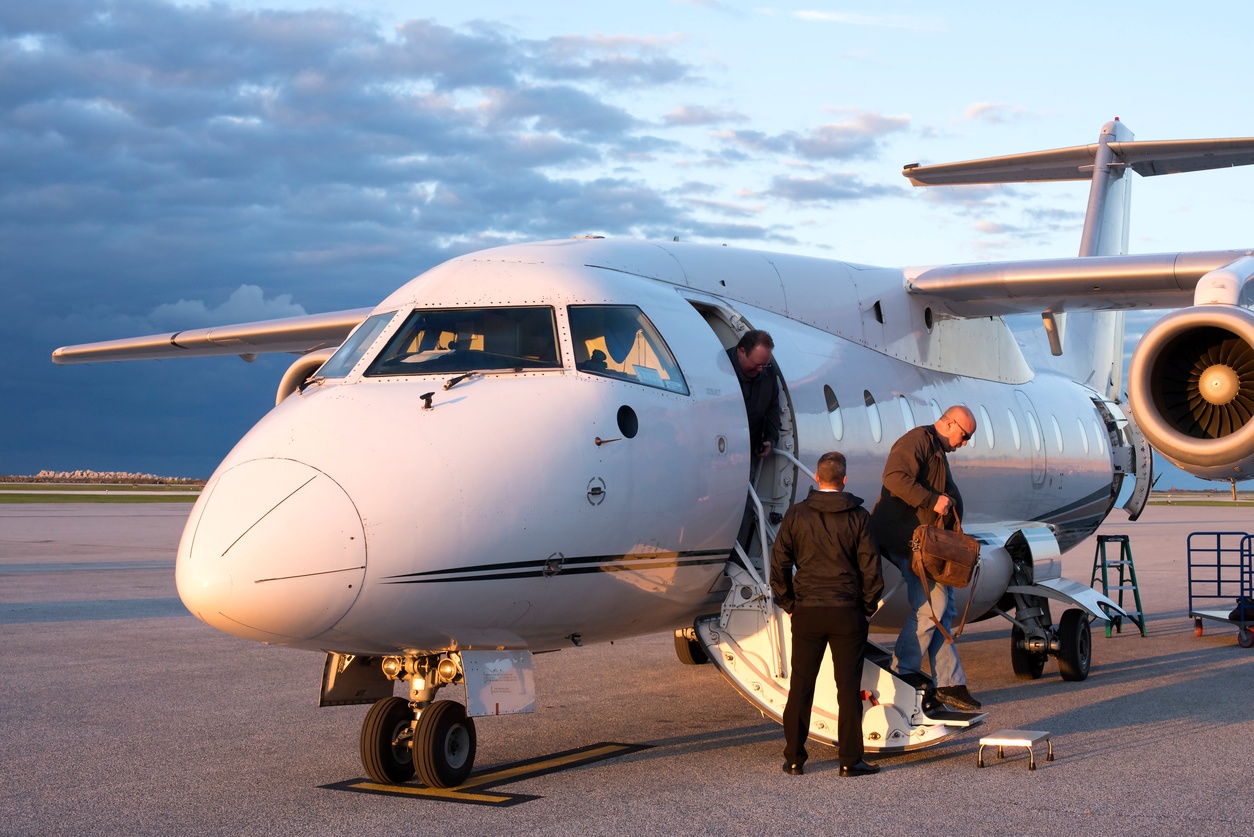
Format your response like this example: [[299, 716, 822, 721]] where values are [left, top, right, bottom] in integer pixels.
[[815, 451, 847, 490], [734, 330, 774, 378], [935, 405, 976, 452]]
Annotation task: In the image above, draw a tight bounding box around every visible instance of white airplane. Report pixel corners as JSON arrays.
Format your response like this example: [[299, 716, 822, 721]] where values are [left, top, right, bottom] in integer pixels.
[[53, 119, 1254, 788]]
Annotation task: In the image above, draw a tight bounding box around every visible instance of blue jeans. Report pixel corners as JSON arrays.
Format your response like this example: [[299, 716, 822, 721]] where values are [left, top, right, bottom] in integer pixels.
[[886, 550, 966, 688]]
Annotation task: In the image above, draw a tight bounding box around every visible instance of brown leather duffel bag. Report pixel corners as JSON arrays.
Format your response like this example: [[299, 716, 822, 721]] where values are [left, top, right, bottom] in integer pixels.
[[910, 513, 980, 589]]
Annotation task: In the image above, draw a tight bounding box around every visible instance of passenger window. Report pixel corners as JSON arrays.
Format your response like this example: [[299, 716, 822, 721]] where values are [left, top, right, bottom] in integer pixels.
[[1027, 410, 1043, 452], [1007, 408, 1022, 451], [824, 385, 843, 441], [365, 307, 561, 376], [568, 305, 689, 394], [898, 396, 915, 430], [979, 405, 994, 449], [317, 311, 396, 378], [864, 390, 882, 443]]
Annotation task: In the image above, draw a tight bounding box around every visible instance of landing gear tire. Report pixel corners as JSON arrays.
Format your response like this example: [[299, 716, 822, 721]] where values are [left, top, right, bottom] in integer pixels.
[[1057, 609, 1091, 682], [360, 696, 415, 784], [1238, 627, 1254, 648], [674, 631, 709, 665], [1010, 625, 1047, 680], [413, 700, 477, 788]]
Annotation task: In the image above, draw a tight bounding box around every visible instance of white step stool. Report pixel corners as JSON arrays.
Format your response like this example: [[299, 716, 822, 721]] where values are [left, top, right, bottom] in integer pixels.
[[977, 729, 1053, 770]]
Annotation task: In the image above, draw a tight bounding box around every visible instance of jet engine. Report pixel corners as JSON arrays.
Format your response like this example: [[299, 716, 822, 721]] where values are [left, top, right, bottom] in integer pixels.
[[1127, 305, 1254, 480]]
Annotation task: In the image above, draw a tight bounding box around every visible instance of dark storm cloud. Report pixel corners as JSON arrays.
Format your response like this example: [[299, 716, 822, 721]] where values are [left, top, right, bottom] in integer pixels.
[[2, 1, 783, 476], [0, 0, 740, 327]]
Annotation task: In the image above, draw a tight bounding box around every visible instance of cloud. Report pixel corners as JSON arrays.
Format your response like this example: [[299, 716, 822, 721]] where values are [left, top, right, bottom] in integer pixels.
[[149, 285, 308, 329], [761, 172, 901, 204], [662, 104, 747, 126], [962, 103, 1031, 125], [715, 112, 910, 161]]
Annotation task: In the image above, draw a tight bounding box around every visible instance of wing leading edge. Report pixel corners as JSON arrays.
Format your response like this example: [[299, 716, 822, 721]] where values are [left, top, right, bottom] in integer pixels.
[[905, 249, 1254, 318], [51, 307, 374, 365]]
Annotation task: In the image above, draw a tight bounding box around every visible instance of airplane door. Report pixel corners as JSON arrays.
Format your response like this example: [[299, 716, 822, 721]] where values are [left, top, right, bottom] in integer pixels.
[[684, 296, 800, 571], [1014, 390, 1048, 487]]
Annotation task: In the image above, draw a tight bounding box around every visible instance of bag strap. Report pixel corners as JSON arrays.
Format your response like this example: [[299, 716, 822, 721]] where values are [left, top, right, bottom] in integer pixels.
[[913, 513, 979, 644]]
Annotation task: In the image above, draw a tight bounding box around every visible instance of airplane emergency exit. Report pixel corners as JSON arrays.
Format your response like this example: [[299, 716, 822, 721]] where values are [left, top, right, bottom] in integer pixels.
[[53, 119, 1254, 788]]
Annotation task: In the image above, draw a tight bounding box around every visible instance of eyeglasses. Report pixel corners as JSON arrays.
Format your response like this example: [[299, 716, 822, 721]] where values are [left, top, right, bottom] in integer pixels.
[[950, 419, 972, 443]]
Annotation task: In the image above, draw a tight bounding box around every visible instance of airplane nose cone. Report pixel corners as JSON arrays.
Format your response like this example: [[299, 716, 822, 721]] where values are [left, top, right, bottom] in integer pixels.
[[176, 458, 366, 643]]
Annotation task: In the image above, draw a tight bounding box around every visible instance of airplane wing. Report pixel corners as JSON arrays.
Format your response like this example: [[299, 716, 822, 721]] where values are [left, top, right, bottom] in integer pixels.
[[51, 307, 374, 364], [904, 248, 1254, 317]]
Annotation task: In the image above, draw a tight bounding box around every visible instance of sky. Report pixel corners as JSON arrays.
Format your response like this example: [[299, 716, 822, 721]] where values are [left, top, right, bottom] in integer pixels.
[[4, 0, 1254, 486]]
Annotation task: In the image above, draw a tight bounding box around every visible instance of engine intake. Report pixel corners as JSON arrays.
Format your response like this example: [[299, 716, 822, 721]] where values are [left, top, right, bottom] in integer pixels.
[[1127, 306, 1254, 480]]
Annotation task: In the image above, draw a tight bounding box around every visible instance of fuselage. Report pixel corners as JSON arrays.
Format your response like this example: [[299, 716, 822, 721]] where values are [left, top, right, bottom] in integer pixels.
[[174, 238, 1119, 655]]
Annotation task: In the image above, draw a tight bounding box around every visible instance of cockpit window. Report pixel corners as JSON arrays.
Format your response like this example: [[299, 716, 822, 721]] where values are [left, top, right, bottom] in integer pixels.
[[568, 305, 689, 395], [365, 307, 561, 377], [316, 311, 396, 379]]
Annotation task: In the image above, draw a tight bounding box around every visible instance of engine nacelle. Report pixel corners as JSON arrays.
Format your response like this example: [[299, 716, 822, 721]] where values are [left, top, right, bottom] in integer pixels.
[[1127, 305, 1254, 480]]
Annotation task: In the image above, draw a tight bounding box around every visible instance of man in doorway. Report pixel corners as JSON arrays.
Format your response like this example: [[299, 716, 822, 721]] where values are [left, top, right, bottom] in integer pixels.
[[771, 451, 884, 777], [870, 405, 982, 712], [727, 330, 779, 459]]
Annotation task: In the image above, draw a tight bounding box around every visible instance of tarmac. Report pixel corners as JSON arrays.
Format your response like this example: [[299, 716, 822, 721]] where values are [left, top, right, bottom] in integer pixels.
[[2, 501, 1253, 835]]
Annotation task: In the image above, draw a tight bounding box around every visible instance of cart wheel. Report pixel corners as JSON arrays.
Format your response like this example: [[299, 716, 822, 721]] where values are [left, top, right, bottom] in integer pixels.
[[1238, 627, 1254, 649], [1195, 618, 1204, 637]]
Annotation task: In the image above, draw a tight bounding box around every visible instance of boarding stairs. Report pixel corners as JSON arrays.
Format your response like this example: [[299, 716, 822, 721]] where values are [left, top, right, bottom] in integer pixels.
[[693, 449, 986, 754]]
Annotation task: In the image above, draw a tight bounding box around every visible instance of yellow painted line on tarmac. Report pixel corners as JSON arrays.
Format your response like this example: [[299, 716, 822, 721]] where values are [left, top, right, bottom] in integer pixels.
[[323, 741, 650, 807]]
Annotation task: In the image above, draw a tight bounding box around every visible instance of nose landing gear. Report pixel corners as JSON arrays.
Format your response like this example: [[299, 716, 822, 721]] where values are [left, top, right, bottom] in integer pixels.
[[359, 653, 478, 788]]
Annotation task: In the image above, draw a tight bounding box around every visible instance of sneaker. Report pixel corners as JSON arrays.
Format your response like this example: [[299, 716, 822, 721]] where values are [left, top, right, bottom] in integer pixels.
[[935, 685, 982, 711]]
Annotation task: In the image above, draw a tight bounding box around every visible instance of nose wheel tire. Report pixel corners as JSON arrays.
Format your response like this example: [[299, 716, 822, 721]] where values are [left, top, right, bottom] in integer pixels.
[[1056, 609, 1092, 682], [360, 696, 416, 784], [413, 700, 477, 788]]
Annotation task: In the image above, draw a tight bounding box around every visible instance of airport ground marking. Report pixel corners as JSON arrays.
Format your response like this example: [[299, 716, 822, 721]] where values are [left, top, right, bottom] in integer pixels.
[[322, 741, 651, 806]]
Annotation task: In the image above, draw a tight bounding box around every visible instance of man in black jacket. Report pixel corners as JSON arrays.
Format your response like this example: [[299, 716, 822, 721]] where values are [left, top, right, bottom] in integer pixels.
[[771, 451, 884, 777]]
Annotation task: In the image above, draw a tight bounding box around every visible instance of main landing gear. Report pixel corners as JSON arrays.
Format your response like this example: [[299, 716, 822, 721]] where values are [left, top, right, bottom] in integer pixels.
[[359, 653, 478, 788], [1005, 536, 1092, 681], [1009, 607, 1091, 681]]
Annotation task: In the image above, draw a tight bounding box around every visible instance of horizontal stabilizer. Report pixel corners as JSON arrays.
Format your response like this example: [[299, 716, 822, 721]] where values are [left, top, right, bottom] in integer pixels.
[[904, 135, 1254, 185], [52, 307, 373, 364]]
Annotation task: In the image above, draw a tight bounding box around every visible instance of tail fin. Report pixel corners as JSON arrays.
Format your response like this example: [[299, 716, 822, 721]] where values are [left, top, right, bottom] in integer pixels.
[[904, 119, 1254, 398]]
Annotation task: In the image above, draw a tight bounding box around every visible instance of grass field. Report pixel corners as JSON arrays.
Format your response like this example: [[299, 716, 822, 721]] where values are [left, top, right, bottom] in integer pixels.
[[0, 483, 201, 504]]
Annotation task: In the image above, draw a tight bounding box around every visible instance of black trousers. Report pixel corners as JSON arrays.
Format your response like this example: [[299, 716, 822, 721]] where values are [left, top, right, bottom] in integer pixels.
[[782, 606, 868, 767]]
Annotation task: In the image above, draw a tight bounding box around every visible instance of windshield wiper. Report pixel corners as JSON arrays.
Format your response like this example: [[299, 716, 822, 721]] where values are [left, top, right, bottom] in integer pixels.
[[444, 371, 477, 391]]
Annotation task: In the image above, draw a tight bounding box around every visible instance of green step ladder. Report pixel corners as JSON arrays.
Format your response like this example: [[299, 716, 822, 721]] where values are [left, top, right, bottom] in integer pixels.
[[1090, 534, 1147, 637]]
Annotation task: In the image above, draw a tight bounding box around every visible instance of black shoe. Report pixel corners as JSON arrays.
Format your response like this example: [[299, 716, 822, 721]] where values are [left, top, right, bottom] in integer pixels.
[[782, 762, 804, 775], [935, 685, 982, 711], [839, 760, 880, 777]]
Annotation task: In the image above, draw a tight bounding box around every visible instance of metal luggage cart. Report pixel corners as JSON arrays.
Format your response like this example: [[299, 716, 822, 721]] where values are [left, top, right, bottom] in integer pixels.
[[1186, 531, 1254, 648]]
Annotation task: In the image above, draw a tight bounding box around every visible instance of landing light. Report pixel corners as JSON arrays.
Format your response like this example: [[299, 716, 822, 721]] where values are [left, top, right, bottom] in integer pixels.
[[436, 657, 460, 683]]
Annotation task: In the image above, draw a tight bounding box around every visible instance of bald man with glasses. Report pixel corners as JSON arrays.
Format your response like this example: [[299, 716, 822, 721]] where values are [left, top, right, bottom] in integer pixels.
[[870, 405, 982, 712]]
